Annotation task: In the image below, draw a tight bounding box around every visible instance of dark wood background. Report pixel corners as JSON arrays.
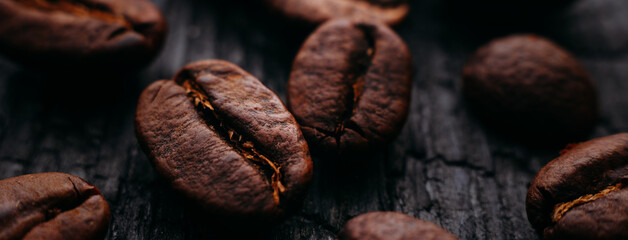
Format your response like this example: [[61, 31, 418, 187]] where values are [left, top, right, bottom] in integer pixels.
[[1, 0, 627, 239]]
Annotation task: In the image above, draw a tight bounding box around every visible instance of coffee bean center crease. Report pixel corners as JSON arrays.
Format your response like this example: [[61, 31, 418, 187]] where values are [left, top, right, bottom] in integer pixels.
[[328, 25, 375, 148], [180, 79, 286, 205], [551, 183, 624, 222], [16, 177, 98, 238]]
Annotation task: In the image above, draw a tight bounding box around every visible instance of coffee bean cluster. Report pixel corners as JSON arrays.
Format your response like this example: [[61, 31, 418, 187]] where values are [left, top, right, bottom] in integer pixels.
[[0, 0, 625, 239]]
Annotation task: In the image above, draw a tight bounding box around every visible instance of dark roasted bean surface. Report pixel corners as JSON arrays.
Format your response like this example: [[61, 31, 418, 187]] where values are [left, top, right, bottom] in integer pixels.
[[135, 60, 312, 226], [339, 212, 458, 240], [0, 0, 627, 239], [0, 0, 167, 71], [462, 34, 597, 143], [526, 133, 628, 240], [263, 0, 409, 26], [288, 19, 412, 155], [0, 172, 111, 240]]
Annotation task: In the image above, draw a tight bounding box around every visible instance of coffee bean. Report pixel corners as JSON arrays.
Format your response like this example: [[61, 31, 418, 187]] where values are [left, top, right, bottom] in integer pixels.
[[135, 60, 313, 225], [462, 34, 597, 142], [526, 133, 628, 240], [0, 172, 110, 240], [0, 0, 167, 71], [287, 19, 412, 154], [264, 0, 409, 26], [446, 0, 574, 16], [339, 212, 458, 240]]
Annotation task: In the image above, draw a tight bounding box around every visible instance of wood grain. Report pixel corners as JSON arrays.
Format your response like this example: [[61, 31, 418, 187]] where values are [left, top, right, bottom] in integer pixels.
[[1, 0, 627, 239]]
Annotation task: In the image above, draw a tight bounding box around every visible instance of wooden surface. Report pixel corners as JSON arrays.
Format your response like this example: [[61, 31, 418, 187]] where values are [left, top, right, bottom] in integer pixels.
[[1, 0, 627, 239]]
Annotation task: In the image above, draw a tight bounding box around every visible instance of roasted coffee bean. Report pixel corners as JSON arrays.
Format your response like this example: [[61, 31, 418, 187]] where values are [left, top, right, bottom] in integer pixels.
[[462, 34, 597, 142], [526, 133, 628, 240], [339, 212, 458, 240], [287, 19, 412, 154], [446, 0, 574, 16], [264, 0, 408, 26], [0, 172, 111, 240], [0, 0, 167, 71], [135, 60, 313, 225]]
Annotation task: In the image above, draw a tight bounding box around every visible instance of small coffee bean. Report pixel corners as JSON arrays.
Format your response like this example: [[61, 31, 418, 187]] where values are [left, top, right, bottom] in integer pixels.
[[339, 212, 458, 240], [0, 172, 110, 240], [462, 34, 597, 142], [0, 0, 167, 71], [135, 60, 313, 225], [446, 0, 574, 16], [264, 0, 409, 26], [287, 19, 412, 154], [526, 133, 628, 240]]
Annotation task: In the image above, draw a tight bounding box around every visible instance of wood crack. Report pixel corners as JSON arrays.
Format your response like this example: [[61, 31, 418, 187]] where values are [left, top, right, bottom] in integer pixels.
[[423, 155, 495, 177]]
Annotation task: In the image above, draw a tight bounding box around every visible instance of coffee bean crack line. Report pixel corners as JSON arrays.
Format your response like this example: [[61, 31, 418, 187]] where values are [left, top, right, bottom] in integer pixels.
[[19, 177, 99, 238], [331, 24, 375, 150], [180, 79, 286, 205], [551, 183, 623, 222]]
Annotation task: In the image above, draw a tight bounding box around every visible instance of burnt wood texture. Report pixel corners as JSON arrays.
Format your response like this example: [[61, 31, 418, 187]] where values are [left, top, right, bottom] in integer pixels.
[[1, 0, 627, 239]]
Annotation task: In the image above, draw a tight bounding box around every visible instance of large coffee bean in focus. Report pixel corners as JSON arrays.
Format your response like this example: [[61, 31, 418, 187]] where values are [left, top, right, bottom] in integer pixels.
[[526, 133, 628, 240], [462, 34, 597, 143], [288, 19, 412, 155], [135, 60, 313, 225], [0, 0, 167, 71], [339, 212, 458, 240], [0, 172, 111, 240], [264, 0, 409, 26]]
